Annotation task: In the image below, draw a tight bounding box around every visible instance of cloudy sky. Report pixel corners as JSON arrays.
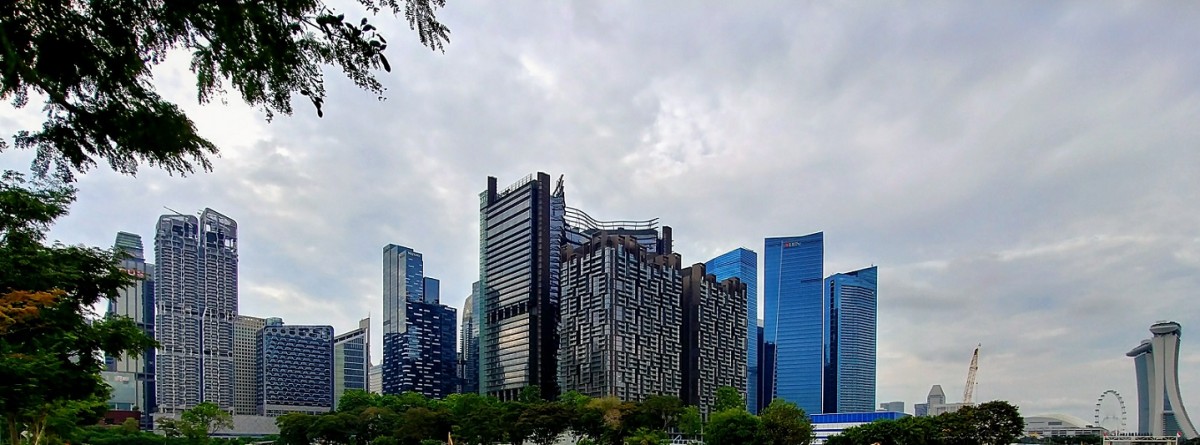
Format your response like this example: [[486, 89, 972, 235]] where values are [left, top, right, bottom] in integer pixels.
[[4, 0, 1199, 425]]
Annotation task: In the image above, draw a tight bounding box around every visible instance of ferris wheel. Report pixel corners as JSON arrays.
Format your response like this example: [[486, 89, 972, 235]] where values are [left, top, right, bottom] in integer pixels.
[[1094, 390, 1127, 434]]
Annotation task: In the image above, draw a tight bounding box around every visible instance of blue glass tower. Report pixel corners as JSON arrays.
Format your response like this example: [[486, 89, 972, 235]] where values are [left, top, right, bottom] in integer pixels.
[[257, 320, 334, 415], [705, 248, 758, 413], [823, 266, 877, 413], [764, 233, 823, 414], [381, 244, 458, 398]]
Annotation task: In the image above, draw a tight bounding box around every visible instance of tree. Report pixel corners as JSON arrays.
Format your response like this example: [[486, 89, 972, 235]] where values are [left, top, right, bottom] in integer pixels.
[[759, 399, 813, 445], [677, 406, 702, 438], [630, 395, 682, 432], [444, 393, 503, 445], [713, 387, 745, 413], [520, 402, 570, 445], [276, 412, 317, 445], [0, 0, 449, 180], [0, 171, 156, 445], [972, 401, 1024, 445], [705, 409, 762, 445], [158, 402, 234, 443], [623, 427, 665, 445]]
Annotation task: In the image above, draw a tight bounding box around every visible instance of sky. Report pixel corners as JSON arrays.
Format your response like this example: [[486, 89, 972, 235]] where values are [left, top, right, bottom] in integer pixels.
[[2, 0, 1199, 426]]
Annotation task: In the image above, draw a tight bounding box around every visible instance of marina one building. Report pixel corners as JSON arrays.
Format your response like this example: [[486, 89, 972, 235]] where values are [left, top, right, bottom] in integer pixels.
[[1127, 321, 1198, 438], [154, 209, 238, 413]]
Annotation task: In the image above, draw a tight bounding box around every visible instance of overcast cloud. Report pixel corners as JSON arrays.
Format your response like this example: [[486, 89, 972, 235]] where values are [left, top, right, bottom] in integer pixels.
[[3, 0, 1199, 424]]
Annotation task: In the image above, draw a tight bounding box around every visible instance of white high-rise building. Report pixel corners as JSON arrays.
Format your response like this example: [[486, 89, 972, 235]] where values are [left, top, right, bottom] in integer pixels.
[[154, 209, 238, 413]]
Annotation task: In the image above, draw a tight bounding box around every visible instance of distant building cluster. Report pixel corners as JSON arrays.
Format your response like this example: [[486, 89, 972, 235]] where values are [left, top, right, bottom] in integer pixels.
[[102, 172, 886, 432]]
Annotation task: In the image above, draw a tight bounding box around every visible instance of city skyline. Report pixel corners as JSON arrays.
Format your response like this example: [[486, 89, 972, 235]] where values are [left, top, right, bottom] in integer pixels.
[[10, 1, 1199, 423]]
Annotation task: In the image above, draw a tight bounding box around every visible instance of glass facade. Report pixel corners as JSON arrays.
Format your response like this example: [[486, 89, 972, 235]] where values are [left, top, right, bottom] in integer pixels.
[[154, 209, 237, 414], [333, 318, 370, 409], [382, 244, 458, 398], [764, 233, 823, 414], [383, 245, 423, 335], [823, 266, 877, 413], [460, 284, 480, 394], [383, 302, 458, 398], [106, 232, 156, 427], [257, 322, 334, 415], [758, 321, 776, 413], [478, 173, 562, 400], [705, 248, 758, 413]]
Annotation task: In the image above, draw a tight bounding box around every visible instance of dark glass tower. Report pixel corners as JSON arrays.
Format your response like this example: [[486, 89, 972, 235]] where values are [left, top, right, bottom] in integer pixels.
[[823, 266, 877, 413], [381, 244, 458, 398], [460, 282, 480, 394], [478, 173, 564, 400], [705, 248, 758, 413], [256, 320, 334, 415], [764, 232, 823, 414], [107, 232, 156, 428]]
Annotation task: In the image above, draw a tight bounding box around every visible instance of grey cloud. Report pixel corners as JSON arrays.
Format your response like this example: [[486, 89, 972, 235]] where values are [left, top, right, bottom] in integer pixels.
[[4, 0, 1199, 422]]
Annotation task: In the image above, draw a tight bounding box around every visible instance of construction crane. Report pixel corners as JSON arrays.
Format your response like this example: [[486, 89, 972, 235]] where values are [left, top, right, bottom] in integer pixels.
[[963, 344, 980, 405]]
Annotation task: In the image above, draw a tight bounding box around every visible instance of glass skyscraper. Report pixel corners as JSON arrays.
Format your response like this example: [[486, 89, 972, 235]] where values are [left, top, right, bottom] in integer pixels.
[[382, 244, 458, 398], [823, 266, 877, 413], [256, 320, 334, 416], [333, 317, 370, 409], [764, 232, 823, 414], [705, 248, 758, 413], [154, 209, 237, 413], [460, 283, 480, 394], [106, 232, 156, 428], [478, 173, 564, 400]]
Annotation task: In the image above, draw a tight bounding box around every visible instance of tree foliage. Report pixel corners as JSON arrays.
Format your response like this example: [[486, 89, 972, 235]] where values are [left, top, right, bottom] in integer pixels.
[[826, 401, 1024, 445], [0, 171, 156, 444], [713, 386, 745, 413], [0, 0, 449, 179], [157, 402, 233, 443], [706, 408, 763, 445], [759, 399, 813, 445]]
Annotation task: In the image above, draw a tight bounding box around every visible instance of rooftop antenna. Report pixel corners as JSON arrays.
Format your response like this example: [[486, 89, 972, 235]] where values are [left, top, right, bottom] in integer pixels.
[[162, 206, 185, 216]]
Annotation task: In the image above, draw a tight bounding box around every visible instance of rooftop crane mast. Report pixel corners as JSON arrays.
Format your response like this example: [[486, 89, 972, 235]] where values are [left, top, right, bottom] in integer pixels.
[[963, 344, 980, 405]]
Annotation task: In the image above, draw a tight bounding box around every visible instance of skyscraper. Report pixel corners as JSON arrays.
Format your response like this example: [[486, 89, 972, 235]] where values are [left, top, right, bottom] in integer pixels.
[[706, 248, 758, 412], [559, 232, 682, 401], [382, 244, 458, 398], [758, 319, 775, 413], [680, 263, 749, 415], [823, 266, 878, 413], [478, 173, 564, 400], [368, 364, 382, 394], [460, 283, 480, 394], [233, 315, 266, 415], [257, 319, 334, 416], [334, 318, 370, 409], [154, 209, 238, 413], [106, 232, 156, 427], [764, 232, 823, 414], [383, 244, 423, 335], [1128, 321, 1198, 438]]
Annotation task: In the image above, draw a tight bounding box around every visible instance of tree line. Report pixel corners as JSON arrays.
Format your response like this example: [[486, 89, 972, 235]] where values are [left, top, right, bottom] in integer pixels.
[[824, 401, 1024, 445], [274, 386, 814, 445]]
